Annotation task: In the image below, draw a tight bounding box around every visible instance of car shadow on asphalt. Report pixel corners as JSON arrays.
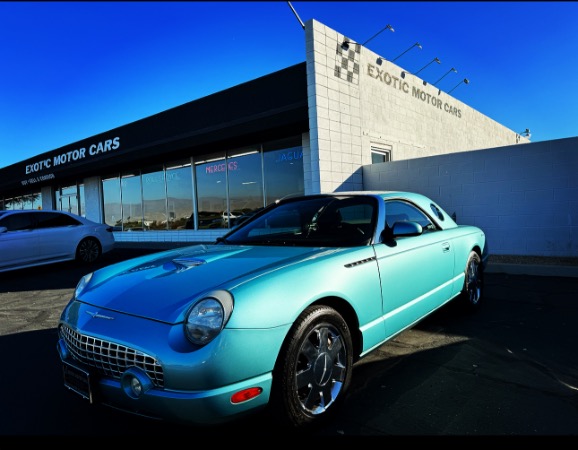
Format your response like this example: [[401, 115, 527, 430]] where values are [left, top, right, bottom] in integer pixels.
[[1, 278, 577, 437]]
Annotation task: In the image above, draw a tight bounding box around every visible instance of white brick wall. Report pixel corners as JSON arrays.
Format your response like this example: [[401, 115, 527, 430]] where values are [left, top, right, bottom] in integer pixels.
[[363, 136, 578, 258], [305, 19, 529, 194]]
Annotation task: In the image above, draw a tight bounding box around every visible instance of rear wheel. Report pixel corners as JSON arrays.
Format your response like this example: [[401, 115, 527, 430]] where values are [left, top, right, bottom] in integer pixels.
[[271, 305, 353, 430], [76, 238, 101, 263], [460, 251, 483, 311]]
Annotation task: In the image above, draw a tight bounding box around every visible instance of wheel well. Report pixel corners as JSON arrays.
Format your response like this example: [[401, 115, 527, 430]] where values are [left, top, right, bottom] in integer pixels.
[[471, 246, 484, 269], [78, 236, 100, 247]]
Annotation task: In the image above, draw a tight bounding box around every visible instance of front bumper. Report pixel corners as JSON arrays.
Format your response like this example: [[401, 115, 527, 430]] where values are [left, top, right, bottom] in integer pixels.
[[57, 338, 273, 425]]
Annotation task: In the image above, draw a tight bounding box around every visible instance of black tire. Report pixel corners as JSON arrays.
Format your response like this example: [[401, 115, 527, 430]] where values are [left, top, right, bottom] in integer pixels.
[[76, 238, 102, 263], [459, 251, 484, 311], [271, 305, 353, 430]]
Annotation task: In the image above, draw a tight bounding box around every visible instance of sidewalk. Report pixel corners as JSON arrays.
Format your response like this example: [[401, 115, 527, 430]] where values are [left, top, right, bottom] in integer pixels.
[[485, 254, 578, 277], [485, 262, 578, 278]]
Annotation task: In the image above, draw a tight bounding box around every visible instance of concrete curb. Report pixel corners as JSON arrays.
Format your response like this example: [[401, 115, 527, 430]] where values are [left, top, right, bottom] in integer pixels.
[[485, 263, 578, 278]]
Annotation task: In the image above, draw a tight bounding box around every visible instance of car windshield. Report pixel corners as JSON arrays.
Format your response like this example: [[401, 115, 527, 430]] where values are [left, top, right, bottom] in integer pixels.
[[222, 195, 377, 247]]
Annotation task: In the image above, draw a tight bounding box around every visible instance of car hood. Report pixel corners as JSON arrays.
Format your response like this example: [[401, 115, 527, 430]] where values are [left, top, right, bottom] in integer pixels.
[[76, 244, 339, 323]]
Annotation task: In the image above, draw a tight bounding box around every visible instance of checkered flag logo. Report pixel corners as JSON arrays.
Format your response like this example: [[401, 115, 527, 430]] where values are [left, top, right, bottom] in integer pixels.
[[335, 41, 360, 84]]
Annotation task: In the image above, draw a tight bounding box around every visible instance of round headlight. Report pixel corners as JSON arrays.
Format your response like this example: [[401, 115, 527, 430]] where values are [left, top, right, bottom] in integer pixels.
[[185, 290, 234, 346], [74, 272, 93, 299]]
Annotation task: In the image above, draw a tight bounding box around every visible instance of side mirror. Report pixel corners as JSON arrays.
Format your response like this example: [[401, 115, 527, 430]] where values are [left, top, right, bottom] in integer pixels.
[[0, 226, 7, 234], [392, 221, 423, 237]]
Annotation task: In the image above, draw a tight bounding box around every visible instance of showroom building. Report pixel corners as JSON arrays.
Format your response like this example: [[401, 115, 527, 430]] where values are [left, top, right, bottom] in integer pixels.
[[0, 19, 530, 245]]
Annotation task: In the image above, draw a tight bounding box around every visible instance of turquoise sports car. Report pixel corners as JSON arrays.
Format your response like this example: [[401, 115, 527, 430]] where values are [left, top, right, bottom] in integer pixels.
[[56, 191, 488, 430]]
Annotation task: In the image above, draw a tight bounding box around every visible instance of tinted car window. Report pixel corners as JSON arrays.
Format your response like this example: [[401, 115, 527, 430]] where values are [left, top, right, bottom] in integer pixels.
[[0, 213, 35, 231], [385, 200, 436, 231], [35, 212, 80, 229], [226, 195, 377, 247]]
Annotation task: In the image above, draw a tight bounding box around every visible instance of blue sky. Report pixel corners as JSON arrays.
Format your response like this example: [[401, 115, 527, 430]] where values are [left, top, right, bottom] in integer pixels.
[[1, 1, 577, 169]]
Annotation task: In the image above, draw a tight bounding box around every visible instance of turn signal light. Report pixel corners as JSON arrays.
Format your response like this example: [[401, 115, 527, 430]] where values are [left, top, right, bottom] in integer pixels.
[[231, 387, 263, 404]]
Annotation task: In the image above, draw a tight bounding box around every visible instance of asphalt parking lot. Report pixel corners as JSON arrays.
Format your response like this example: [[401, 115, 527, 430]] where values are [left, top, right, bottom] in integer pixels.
[[0, 246, 577, 437]]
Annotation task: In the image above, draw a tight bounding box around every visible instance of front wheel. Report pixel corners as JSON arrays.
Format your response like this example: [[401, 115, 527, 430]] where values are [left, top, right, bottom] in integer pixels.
[[271, 305, 353, 430], [459, 251, 484, 311]]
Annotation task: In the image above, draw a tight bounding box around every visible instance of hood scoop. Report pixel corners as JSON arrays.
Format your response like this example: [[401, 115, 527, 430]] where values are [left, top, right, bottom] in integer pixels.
[[169, 246, 249, 272], [172, 257, 207, 272]]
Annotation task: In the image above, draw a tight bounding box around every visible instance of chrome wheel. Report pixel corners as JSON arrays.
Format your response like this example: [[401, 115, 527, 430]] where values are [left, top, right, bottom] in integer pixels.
[[295, 323, 346, 415], [461, 251, 483, 310], [273, 305, 353, 429]]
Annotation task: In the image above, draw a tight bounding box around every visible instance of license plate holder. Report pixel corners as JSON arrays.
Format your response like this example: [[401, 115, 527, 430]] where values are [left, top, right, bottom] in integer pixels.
[[62, 361, 94, 403]]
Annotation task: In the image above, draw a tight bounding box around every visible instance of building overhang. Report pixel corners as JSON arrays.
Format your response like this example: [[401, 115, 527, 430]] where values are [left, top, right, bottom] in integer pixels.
[[0, 62, 308, 197]]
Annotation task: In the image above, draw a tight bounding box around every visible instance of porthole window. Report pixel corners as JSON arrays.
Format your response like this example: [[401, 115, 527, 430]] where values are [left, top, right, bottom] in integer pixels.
[[430, 204, 444, 221]]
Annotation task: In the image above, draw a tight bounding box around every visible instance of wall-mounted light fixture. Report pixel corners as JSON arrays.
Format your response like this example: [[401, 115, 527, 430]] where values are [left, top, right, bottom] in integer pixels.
[[392, 42, 422, 62], [341, 39, 358, 51], [341, 23, 394, 54], [414, 57, 441, 76], [520, 128, 531, 137], [362, 23, 394, 46], [448, 78, 470, 94], [433, 67, 457, 85]]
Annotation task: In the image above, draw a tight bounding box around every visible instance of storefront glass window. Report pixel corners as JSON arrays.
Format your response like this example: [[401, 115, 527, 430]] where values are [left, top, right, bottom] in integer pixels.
[[103, 176, 121, 229], [263, 137, 304, 205], [2, 193, 41, 210], [96, 135, 303, 233], [23, 192, 42, 209], [121, 171, 144, 231], [166, 160, 194, 230], [9, 198, 23, 210], [194, 153, 227, 229], [226, 147, 263, 227], [142, 166, 168, 231], [56, 184, 82, 216]]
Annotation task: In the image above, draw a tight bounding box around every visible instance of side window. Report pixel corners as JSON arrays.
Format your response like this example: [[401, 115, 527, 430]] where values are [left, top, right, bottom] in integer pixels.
[[0, 213, 35, 231], [35, 212, 80, 229], [385, 200, 435, 231], [430, 203, 446, 222], [338, 203, 375, 236]]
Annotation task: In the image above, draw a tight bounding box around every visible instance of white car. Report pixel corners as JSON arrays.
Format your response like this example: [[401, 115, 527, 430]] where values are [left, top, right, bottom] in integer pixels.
[[0, 210, 115, 273], [221, 210, 242, 224]]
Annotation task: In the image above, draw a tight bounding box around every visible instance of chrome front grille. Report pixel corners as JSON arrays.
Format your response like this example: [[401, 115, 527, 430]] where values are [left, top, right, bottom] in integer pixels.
[[59, 324, 164, 388]]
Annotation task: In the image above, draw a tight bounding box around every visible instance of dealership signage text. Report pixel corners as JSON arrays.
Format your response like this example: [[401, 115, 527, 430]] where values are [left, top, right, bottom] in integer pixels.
[[366, 63, 462, 118], [24, 137, 121, 179]]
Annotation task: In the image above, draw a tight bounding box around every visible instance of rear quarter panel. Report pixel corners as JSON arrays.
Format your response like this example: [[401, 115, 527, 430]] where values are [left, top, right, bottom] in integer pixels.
[[445, 225, 487, 297]]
